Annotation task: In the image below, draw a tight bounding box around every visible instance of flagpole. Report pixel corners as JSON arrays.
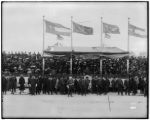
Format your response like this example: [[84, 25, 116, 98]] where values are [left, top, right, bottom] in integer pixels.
[[42, 15, 45, 76], [101, 17, 103, 48], [70, 16, 73, 75], [127, 17, 130, 77], [100, 17, 103, 78], [128, 17, 130, 52]]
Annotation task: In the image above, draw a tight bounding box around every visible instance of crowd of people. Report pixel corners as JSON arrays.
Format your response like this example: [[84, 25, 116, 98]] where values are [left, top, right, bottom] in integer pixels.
[[2, 51, 147, 77], [2, 51, 148, 97], [2, 74, 147, 97]]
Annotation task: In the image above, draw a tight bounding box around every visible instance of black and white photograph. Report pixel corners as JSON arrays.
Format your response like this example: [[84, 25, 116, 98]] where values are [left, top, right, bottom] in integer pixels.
[[1, 1, 148, 118]]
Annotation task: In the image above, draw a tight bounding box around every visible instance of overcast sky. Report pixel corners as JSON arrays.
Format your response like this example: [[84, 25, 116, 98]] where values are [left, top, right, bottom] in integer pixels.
[[2, 2, 147, 54]]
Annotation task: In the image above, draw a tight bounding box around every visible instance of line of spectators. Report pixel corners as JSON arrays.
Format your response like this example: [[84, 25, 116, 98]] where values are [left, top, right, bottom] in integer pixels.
[[2, 74, 147, 97], [2, 51, 147, 77]]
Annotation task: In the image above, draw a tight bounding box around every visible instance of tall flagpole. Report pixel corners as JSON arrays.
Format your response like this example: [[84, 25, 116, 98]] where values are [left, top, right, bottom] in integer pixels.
[[42, 16, 45, 76], [128, 18, 130, 52], [100, 17, 103, 77], [127, 17, 130, 77], [70, 16, 73, 75], [101, 17, 103, 48]]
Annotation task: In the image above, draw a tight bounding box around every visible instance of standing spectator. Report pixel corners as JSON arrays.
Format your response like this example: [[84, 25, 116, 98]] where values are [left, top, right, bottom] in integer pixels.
[[143, 77, 147, 97], [30, 75, 37, 95], [2, 75, 7, 94], [74, 76, 79, 94], [47, 75, 53, 95], [111, 77, 116, 92], [138, 77, 145, 94], [116, 78, 124, 95], [10, 75, 17, 94], [55, 77, 59, 94], [7, 75, 11, 91], [78, 76, 83, 95], [132, 77, 138, 95], [85, 77, 90, 94], [97, 77, 103, 95], [124, 78, 130, 95], [19, 75, 25, 94], [92, 76, 98, 93], [28, 75, 32, 94], [67, 76, 74, 97], [104, 77, 110, 95], [88, 79, 92, 93], [59, 76, 65, 94], [36, 75, 42, 95]]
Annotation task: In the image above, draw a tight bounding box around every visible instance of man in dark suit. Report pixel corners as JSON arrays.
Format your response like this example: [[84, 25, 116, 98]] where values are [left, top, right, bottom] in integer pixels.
[[104, 77, 110, 95], [74, 76, 80, 94], [132, 76, 138, 95], [143, 77, 147, 97], [43, 75, 47, 94], [28, 75, 32, 94], [85, 77, 90, 94], [97, 77, 104, 95], [36, 75, 43, 95], [54, 77, 60, 94], [10, 75, 17, 94], [124, 78, 130, 95], [116, 77, 124, 95], [2, 75, 7, 94], [19, 75, 25, 94], [111, 77, 116, 92], [59, 76, 66, 95], [81, 76, 87, 96], [30, 75, 37, 95], [92, 76, 97, 94], [47, 75, 53, 95]]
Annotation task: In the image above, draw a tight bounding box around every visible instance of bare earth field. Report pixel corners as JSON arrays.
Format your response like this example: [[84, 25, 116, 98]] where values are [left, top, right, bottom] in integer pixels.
[[2, 90, 147, 118]]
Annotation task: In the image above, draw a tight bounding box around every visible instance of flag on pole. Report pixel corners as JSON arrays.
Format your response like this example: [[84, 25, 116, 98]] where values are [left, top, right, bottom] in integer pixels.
[[73, 21, 93, 35], [128, 23, 147, 38], [103, 22, 120, 34], [45, 20, 71, 36], [105, 33, 111, 39], [57, 34, 64, 40], [103, 22, 120, 39], [53, 42, 63, 47]]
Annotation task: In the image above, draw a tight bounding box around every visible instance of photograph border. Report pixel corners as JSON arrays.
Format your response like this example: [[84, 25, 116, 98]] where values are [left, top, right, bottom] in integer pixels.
[[1, 1, 149, 119]]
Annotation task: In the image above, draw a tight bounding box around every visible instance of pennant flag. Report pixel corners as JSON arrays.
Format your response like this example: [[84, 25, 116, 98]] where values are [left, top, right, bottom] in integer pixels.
[[73, 21, 93, 35], [128, 23, 147, 38], [57, 34, 64, 40], [103, 22, 120, 34], [45, 20, 71, 36]]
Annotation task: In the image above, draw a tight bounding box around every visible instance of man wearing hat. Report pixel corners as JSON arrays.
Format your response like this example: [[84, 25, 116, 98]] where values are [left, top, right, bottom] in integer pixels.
[[19, 74, 25, 94], [10, 74, 17, 94], [67, 76, 74, 97], [30, 75, 37, 95], [2, 74, 7, 94]]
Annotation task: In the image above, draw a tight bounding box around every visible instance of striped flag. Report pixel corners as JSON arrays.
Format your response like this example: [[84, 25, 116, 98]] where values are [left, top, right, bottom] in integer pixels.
[[45, 20, 71, 36], [73, 21, 93, 35], [57, 34, 64, 40], [103, 22, 120, 39], [105, 33, 111, 39], [103, 22, 120, 34], [128, 23, 147, 38]]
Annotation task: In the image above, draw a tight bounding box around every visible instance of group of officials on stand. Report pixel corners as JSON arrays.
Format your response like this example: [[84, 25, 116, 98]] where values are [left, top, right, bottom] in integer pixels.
[[2, 74, 147, 97]]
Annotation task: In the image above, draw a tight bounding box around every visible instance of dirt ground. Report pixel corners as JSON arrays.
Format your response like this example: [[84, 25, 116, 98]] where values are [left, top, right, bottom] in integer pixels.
[[2, 90, 147, 118]]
